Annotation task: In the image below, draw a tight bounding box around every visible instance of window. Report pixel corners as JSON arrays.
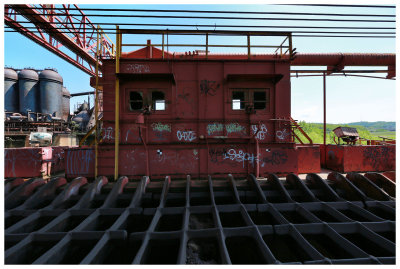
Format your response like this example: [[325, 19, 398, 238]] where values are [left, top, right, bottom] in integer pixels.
[[129, 91, 143, 110], [231, 89, 269, 111], [152, 91, 165, 111], [232, 91, 245, 110], [253, 91, 267, 110]]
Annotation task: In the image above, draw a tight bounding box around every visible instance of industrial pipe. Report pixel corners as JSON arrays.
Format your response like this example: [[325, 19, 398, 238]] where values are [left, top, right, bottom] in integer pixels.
[[292, 53, 395, 66]]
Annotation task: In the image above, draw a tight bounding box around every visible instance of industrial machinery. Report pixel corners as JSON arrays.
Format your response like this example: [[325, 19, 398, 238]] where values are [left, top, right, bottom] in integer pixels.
[[4, 68, 73, 147], [333, 127, 359, 145]]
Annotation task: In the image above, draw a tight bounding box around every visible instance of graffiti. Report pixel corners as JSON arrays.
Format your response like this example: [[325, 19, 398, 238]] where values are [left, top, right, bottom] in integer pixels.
[[251, 124, 268, 140], [4, 149, 41, 177], [125, 128, 134, 142], [102, 127, 115, 140], [66, 149, 93, 175], [206, 122, 246, 136], [177, 130, 197, 142], [223, 149, 260, 168], [209, 148, 229, 163], [200, 80, 220, 96], [126, 64, 150, 73], [193, 149, 199, 160], [178, 88, 193, 105], [154, 132, 167, 141], [225, 123, 246, 135], [207, 123, 224, 135], [276, 128, 290, 140], [151, 122, 171, 133], [124, 127, 141, 143], [261, 151, 288, 166]]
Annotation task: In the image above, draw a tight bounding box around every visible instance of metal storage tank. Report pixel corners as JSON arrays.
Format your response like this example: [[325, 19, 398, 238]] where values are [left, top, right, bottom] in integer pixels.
[[39, 69, 63, 118], [62, 86, 71, 121], [4, 68, 19, 113], [72, 110, 90, 131], [18, 69, 39, 115]]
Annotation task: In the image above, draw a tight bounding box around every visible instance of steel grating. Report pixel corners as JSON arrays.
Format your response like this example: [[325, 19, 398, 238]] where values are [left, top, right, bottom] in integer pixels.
[[4, 172, 395, 264]]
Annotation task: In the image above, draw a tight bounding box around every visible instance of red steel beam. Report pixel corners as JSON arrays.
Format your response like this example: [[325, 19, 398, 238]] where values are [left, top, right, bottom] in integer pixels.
[[4, 15, 94, 75], [292, 53, 395, 78], [4, 4, 114, 76], [292, 53, 395, 66]]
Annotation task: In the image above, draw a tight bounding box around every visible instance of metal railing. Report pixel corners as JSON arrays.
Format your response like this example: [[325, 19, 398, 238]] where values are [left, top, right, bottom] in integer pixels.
[[116, 29, 294, 60]]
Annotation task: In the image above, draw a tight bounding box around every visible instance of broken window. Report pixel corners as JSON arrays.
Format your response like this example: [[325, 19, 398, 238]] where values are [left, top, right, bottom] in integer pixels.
[[152, 91, 165, 111], [231, 89, 269, 111], [232, 91, 245, 110], [253, 91, 268, 110], [129, 91, 143, 111]]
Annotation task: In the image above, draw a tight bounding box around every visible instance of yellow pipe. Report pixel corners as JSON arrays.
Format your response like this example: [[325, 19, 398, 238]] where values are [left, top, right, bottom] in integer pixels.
[[114, 25, 120, 181], [79, 123, 96, 147], [94, 25, 100, 179]]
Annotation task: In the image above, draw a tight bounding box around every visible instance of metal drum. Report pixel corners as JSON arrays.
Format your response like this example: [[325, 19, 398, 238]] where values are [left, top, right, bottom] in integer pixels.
[[4, 68, 19, 113], [39, 69, 63, 118], [18, 69, 39, 115], [62, 86, 71, 121]]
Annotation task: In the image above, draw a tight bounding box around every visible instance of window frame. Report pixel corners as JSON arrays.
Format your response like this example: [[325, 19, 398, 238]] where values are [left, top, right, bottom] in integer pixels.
[[150, 90, 166, 111], [230, 88, 270, 112], [125, 88, 169, 114], [128, 90, 144, 111]]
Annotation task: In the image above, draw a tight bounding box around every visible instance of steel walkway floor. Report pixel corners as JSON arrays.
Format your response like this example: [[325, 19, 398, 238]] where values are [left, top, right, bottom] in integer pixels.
[[4, 172, 396, 264]]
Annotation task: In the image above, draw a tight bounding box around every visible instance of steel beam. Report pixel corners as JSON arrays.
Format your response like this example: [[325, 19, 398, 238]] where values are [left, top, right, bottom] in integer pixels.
[[5, 4, 114, 76]]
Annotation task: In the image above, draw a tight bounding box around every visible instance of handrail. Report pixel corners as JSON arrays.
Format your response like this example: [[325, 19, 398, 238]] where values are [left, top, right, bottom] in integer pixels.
[[289, 116, 313, 144], [117, 29, 293, 60], [78, 123, 97, 147]]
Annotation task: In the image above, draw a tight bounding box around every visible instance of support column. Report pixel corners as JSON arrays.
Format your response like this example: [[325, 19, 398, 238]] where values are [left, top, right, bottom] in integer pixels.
[[323, 72, 327, 166], [114, 26, 120, 181]]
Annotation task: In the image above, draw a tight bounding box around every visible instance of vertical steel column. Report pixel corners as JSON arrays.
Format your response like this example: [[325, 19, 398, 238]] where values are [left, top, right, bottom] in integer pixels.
[[162, 33, 165, 59], [94, 26, 100, 179], [114, 26, 120, 181], [247, 34, 251, 59], [206, 33, 209, 59], [323, 72, 327, 164]]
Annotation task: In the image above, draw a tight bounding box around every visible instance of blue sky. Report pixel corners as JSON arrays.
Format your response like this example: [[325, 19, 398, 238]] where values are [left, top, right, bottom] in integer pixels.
[[3, 3, 396, 123]]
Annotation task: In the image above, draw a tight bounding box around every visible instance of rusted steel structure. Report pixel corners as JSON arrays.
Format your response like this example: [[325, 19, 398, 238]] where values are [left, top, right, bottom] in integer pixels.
[[5, 172, 395, 264], [4, 4, 115, 76], [89, 29, 321, 180], [4, 146, 67, 178], [325, 145, 395, 173]]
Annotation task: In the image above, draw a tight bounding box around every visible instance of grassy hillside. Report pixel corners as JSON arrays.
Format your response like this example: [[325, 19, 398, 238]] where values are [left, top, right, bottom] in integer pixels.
[[294, 122, 395, 144], [347, 121, 395, 132]]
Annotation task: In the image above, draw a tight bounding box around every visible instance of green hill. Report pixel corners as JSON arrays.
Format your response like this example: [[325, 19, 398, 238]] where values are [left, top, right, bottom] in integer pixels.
[[347, 121, 395, 132], [295, 121, 395, 144]]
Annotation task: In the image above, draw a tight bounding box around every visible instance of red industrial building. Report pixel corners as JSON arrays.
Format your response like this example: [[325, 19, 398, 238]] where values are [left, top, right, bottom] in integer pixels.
[[78, 31, 320, 180], [62, 30, 396, 180], [4, 6, 396, 265]]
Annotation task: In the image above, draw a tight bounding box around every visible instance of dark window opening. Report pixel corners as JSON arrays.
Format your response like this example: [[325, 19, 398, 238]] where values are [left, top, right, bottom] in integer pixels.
[[129, 91, 143, 111], [152, 91, 165, 111], [232, 91, 245, 110], [253, 91, 267, 110]]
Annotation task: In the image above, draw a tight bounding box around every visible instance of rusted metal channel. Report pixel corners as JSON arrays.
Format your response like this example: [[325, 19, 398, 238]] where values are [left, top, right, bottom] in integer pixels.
[[4, 172, 395, 264]]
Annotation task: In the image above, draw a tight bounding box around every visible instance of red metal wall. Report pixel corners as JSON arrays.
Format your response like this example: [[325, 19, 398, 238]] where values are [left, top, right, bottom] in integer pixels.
[[325, 145, 395, 173], [4, 146, 67, 178], [65, 144, 321, 179], [97, 58, 300, 179], [297, 145, 321, 174], [65, 147, 95, 179]]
